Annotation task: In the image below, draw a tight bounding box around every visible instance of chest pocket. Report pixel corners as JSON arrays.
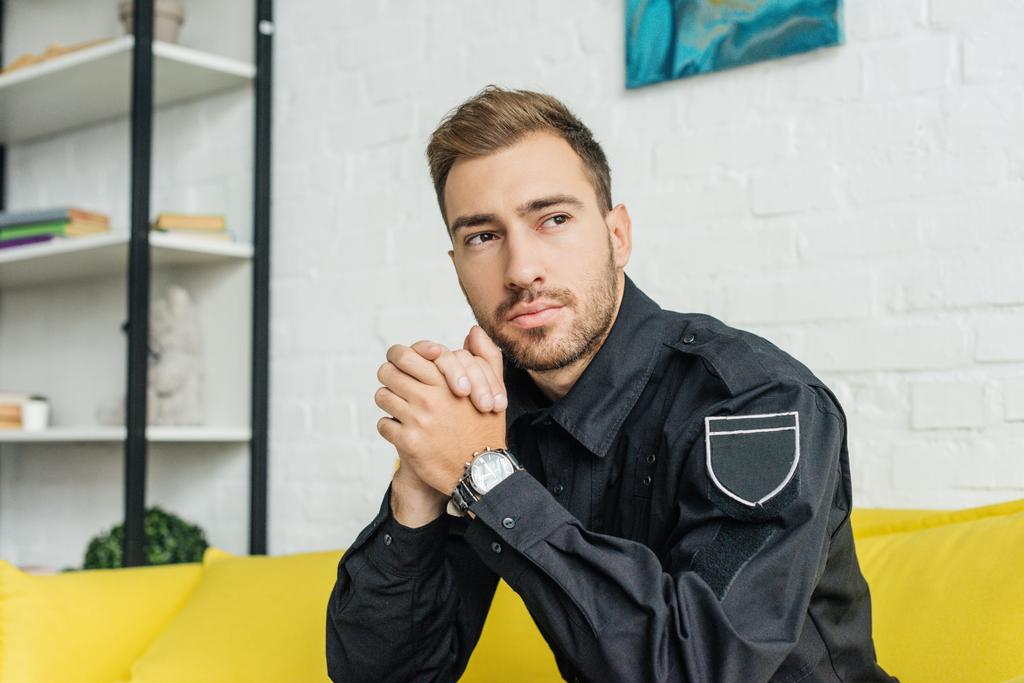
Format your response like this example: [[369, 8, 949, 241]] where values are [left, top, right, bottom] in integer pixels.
[[621, 370, 676, 546]]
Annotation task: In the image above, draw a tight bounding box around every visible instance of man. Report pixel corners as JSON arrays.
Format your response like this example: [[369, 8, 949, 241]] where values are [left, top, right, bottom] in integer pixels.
[[326, 85, 897, 683]]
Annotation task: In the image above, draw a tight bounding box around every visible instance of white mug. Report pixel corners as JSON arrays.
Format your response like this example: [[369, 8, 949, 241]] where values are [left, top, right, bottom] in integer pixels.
[[21, 399, 50, 431]]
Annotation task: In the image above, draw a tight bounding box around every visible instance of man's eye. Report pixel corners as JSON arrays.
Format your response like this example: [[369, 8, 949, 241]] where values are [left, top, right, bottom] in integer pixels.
[[466, 232, 497, 246], [542, 214, 570, 228]]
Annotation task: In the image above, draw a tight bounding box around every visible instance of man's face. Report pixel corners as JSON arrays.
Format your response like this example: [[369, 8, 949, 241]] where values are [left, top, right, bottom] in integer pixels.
[[444, 130, 631, 372]]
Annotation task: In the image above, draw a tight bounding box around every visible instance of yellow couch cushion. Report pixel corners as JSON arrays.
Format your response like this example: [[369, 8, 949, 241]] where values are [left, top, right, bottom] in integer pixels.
[[461, 579, 561, 682], [851, 497, 1024, 539], [854, 501, 1024, 683], [119, 546, 341, 683], [0, 559, 200, 683]]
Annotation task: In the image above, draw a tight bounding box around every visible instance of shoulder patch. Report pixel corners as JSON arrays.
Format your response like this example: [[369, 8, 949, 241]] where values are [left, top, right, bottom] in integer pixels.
[[704, 411, 800, 508]]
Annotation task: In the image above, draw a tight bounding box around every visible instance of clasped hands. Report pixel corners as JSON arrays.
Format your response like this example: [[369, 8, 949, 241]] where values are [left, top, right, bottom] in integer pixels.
[[374, 325, 508, 520]]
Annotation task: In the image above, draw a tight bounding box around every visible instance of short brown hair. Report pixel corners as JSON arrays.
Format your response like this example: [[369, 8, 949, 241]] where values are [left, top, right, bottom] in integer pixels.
[[426, 85, 612, 232]]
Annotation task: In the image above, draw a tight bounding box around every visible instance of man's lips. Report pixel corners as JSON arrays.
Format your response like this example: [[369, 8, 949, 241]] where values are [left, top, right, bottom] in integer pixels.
[[507, 305, 564, 329]]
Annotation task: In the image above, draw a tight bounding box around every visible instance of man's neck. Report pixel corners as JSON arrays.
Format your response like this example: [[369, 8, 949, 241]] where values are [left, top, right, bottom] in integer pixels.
[[527, 273, 626, 403]]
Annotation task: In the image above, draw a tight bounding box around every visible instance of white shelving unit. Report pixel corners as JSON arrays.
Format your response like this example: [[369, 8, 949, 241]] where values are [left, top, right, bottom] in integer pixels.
[[0, 33, 256, 433], [0, 231, 253, 287], [0, 0, 271, 568], [0, 35, 254, 144], [0, 428, 251, 444], [0, 426, 252, 443]]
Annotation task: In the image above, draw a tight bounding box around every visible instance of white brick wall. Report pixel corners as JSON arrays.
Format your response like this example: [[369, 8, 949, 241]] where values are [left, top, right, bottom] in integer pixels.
[[3, 0, 1024, 565], [910, 381, 989, 429], [266, 0, 1024, 548], [1004, 379, 1024, 422]]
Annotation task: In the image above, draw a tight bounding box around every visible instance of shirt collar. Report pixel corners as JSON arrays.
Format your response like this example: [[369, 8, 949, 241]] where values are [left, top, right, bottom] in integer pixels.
[[503, 273, 667, 458]]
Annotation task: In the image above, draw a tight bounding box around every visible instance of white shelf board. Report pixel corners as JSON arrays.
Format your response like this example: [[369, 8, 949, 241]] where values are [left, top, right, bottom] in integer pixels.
[[149, 426, 252, 442], [0, 232, 253, 288], [0, 35, 255, 144], [0, 426, 251, 443]]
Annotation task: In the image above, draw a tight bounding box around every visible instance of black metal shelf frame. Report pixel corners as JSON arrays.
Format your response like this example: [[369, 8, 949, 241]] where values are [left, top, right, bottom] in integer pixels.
[[0, 0, 272, 565]]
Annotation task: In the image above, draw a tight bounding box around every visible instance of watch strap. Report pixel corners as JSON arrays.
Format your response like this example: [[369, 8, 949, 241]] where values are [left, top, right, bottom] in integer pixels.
[[448, 447, 522, 516]]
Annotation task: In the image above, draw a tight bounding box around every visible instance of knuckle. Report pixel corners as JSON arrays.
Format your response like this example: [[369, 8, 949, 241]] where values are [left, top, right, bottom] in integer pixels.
[[391, 346, 416, 367], [400, 431, 419, 452]]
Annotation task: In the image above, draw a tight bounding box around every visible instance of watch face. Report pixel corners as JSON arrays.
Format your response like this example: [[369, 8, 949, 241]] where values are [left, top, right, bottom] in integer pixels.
[[470, 451, 515, 494]]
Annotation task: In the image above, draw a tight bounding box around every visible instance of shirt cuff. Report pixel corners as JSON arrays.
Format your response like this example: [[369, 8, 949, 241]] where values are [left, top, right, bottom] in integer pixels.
[[463, 470, 577, 582], [364, 484, 451, 578]]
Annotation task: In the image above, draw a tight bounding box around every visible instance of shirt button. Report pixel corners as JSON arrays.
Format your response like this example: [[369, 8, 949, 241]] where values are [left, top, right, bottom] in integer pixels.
[[642, 475, 652, 486], [552, 483, 564, 495], [682, 332, 695, 344], [383, 533, 393, 546], [491, 541, 503, 554], [502, 517, 516, 529], [646, 453, 656, 464], [542, 416, 553, 426]]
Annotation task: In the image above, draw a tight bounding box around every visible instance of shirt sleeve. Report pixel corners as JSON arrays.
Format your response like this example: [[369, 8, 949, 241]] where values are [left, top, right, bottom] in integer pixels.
[[461, 380, 848, 683], [325, 480, 500, 682]]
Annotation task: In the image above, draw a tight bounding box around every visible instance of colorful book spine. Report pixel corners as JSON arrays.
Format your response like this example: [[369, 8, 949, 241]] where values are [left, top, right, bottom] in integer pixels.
[[0, 207, 108, 229], [153, 212, 226, 231], [0, 221, 69, 239], [0, 234, 55, 250]]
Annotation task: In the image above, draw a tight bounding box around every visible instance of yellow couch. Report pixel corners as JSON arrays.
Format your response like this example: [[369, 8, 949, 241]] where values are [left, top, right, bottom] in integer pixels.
[[2, 498, 1023, 683]]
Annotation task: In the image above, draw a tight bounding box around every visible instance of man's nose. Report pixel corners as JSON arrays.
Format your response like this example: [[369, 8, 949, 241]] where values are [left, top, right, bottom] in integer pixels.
[[503, 229, 544, 291]]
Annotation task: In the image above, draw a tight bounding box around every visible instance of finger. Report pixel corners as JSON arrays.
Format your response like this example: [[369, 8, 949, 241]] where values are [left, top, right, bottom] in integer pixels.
[[376, 361, 423, 402], [476, 356, 507, 412], [453, 349, 495, 412], [465, 325, 503, 381], [386, 344, 445, 386], [376, 416, 401, 445], [373, 386, 411, 424], [466, 351, 507, 412], [410, 339, 444, 362], [426, 346, 473, 398]]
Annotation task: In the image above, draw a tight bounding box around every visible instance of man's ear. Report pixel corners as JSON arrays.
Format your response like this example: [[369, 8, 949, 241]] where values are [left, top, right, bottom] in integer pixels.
[[606, 203, 633, 269], [448, 249, 467, 295]]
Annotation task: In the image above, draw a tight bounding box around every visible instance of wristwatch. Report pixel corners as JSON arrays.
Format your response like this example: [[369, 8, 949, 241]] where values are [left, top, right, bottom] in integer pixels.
[[447, 446, 524, 517]]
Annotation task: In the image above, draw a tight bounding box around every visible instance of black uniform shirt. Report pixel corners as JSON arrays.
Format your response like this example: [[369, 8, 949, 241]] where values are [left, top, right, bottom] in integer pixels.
[[326, 274, 898, 683]]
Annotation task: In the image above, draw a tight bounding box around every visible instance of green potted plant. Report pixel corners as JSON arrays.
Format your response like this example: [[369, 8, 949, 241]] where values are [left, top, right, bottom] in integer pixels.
[[79, 505, 209, 570]]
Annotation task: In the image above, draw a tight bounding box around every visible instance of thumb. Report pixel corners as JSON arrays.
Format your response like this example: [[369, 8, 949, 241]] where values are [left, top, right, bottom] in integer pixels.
[[465, 325, 503, 379]]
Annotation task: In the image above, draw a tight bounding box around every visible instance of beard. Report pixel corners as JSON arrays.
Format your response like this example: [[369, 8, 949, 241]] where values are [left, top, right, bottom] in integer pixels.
[[462, 240, 620, 372]]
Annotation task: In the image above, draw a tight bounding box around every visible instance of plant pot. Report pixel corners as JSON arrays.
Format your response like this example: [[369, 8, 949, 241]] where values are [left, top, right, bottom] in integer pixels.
[[118, 0, 186, 44]]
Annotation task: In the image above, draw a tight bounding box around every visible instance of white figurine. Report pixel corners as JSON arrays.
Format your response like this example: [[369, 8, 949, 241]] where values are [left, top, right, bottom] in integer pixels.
[[96, 284, 204, 426]]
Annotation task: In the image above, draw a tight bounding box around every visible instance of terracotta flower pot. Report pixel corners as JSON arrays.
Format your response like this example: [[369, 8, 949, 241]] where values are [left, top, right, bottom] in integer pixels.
[[118, 0, 186, 44]]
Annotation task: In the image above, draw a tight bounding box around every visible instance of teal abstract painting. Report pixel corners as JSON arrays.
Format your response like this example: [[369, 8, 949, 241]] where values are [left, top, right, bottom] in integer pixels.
[[626, 0, 844, 88]]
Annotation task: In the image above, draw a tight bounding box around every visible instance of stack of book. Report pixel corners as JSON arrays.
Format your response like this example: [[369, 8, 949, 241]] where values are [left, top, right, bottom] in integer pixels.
[[0, 207, 111, 250], [0, 394, 28, 429], [151, 212, 232, 241]]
